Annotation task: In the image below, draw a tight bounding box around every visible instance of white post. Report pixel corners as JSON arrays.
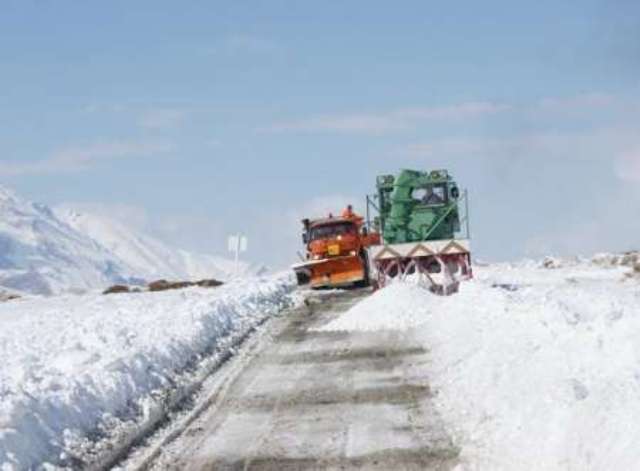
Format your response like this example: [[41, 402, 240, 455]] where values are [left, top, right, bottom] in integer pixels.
[[228, 234, 248, 279], [234, 234, 240, 277]]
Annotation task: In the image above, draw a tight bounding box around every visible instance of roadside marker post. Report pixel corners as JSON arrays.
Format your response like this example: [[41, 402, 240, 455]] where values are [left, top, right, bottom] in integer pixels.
[[228, 234, 248, 277]]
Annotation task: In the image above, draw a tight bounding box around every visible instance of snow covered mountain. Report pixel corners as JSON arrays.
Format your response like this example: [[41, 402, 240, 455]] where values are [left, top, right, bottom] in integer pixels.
[[0, 185, 263, 295], [0, 186, 138, 295], [56, 208, 263, 283]]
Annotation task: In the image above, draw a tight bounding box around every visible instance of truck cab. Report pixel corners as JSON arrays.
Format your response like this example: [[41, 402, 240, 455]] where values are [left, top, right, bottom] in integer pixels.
[[294, 208, 380, 288]]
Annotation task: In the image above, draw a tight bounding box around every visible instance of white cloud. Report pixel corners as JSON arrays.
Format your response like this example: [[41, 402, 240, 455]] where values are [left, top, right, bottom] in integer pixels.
[[0, 140, 173, 176], [263, 93, 624, 135], [247, 194, 362, 269], [405, 137, 511, 158], [289, 195, 363, 221], [81, 103, 127, 114], [205, 35, 282, 56], [403, 125, 640, 162], [56, 201, 230, 257], [153, 213, 226, 251], [615, 148, 640, 182], [399, 124, 640, 260], [264, 102, 510, 134], [536, 93, 615, 112], [403, 134, 576, 163], [226, 35, 280, 54], [398, 102, 511, 120], [266, 114, 403, 133], [56, 202, 151, 232], [260, 194, 362, 247], [523, 221, 605, 258], [82, 103, 191, 130], [137, 108, 189, 129]]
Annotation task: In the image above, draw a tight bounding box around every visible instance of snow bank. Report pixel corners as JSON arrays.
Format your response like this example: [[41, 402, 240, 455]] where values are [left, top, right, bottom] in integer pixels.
[[322, 261, 640, 470], [0, 274, 296, 469]]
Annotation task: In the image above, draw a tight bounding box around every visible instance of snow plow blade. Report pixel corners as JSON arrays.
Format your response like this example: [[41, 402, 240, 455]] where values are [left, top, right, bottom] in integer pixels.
[[368, 239, 472, 295], [293, 255, 366, 289]]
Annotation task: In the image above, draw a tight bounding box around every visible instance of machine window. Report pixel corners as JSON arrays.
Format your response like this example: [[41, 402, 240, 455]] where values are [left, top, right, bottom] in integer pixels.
[[422, 184, 447, 205], [413, 185, 448, 205]]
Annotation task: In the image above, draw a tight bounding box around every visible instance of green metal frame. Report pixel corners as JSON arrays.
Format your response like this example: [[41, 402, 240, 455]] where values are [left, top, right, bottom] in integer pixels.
[[366, 169, 470, 244]]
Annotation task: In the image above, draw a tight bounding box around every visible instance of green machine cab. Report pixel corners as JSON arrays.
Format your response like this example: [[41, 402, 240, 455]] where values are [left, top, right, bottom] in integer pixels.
[[366, 169, 472, 294], [375, 169, 464, 243]]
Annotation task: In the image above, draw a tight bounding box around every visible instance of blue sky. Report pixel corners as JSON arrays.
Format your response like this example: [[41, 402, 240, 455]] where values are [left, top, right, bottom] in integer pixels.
[[1, 0, 639, 267]]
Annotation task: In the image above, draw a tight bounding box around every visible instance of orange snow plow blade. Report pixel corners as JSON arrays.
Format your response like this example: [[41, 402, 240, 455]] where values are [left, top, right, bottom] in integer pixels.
[[293, 255, 366, 289]]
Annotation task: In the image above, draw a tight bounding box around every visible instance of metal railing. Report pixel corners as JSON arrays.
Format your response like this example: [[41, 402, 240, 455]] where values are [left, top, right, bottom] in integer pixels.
[[365, 193, 380, 233]]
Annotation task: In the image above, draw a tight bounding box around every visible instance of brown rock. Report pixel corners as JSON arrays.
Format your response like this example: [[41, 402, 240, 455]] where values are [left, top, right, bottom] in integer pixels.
[[148, 280, 200, 291], [542, 257, 561, 269], [621, 252, 640, 267], [195, 279, 224, 288], [172, 281, 194, 290], [0, 292, 21, 302], [103, 285, 130, 295], [148, 280, 172, 291], [148, 278, 224, 292]]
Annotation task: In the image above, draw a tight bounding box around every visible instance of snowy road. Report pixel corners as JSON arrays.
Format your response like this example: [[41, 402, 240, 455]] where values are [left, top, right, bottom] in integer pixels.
[[130, 289, 458, 470]]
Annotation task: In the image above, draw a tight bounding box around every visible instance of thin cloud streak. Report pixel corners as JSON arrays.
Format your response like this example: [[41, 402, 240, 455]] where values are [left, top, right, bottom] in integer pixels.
[[264, 101, 510, 134], [403, 126, 640, 162], [0, 140, 173, 176], [82, 103, 191, 130], [536, 92, 615, 111], [137, 108, 189, 129], [616, 148, 640, 182], [262, 93, 620, 135], [204, 34, 282, 56]]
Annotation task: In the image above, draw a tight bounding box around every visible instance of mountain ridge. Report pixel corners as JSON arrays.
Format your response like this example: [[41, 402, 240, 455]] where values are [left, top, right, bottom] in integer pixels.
[[0, 185, 262, 295]]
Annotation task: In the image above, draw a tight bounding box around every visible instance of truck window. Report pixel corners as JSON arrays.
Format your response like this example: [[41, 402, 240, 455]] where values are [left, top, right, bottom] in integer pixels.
[[310, 222, 355, 241]]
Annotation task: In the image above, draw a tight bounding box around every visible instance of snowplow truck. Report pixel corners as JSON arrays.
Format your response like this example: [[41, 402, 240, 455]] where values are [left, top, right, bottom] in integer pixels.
[[366, 169, 472, 295], [293, 206, 380, 289]]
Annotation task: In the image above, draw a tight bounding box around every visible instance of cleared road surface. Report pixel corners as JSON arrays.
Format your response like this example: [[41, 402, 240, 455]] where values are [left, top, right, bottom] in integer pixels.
[[137, 289, 458, 470]]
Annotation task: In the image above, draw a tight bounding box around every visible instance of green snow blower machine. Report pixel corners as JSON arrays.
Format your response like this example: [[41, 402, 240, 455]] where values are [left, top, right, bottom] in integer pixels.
[[365, 169, 472, 295]]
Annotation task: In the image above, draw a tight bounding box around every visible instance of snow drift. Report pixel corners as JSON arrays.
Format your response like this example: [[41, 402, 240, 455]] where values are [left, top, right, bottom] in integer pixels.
[[321, 258, 640, 470], [0, 273, 296, 470], [319, 282, 433, 331]]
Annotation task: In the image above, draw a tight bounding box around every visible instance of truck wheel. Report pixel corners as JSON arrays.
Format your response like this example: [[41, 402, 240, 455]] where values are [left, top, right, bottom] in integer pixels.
[[354, 251, 371, 288]]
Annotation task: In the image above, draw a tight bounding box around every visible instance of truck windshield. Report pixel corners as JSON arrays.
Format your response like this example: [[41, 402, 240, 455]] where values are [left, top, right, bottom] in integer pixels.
[[310, 222, 355, 241]]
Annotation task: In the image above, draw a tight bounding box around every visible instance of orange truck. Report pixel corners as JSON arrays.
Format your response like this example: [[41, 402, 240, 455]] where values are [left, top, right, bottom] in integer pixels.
[[292, 205, 380, 289]]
